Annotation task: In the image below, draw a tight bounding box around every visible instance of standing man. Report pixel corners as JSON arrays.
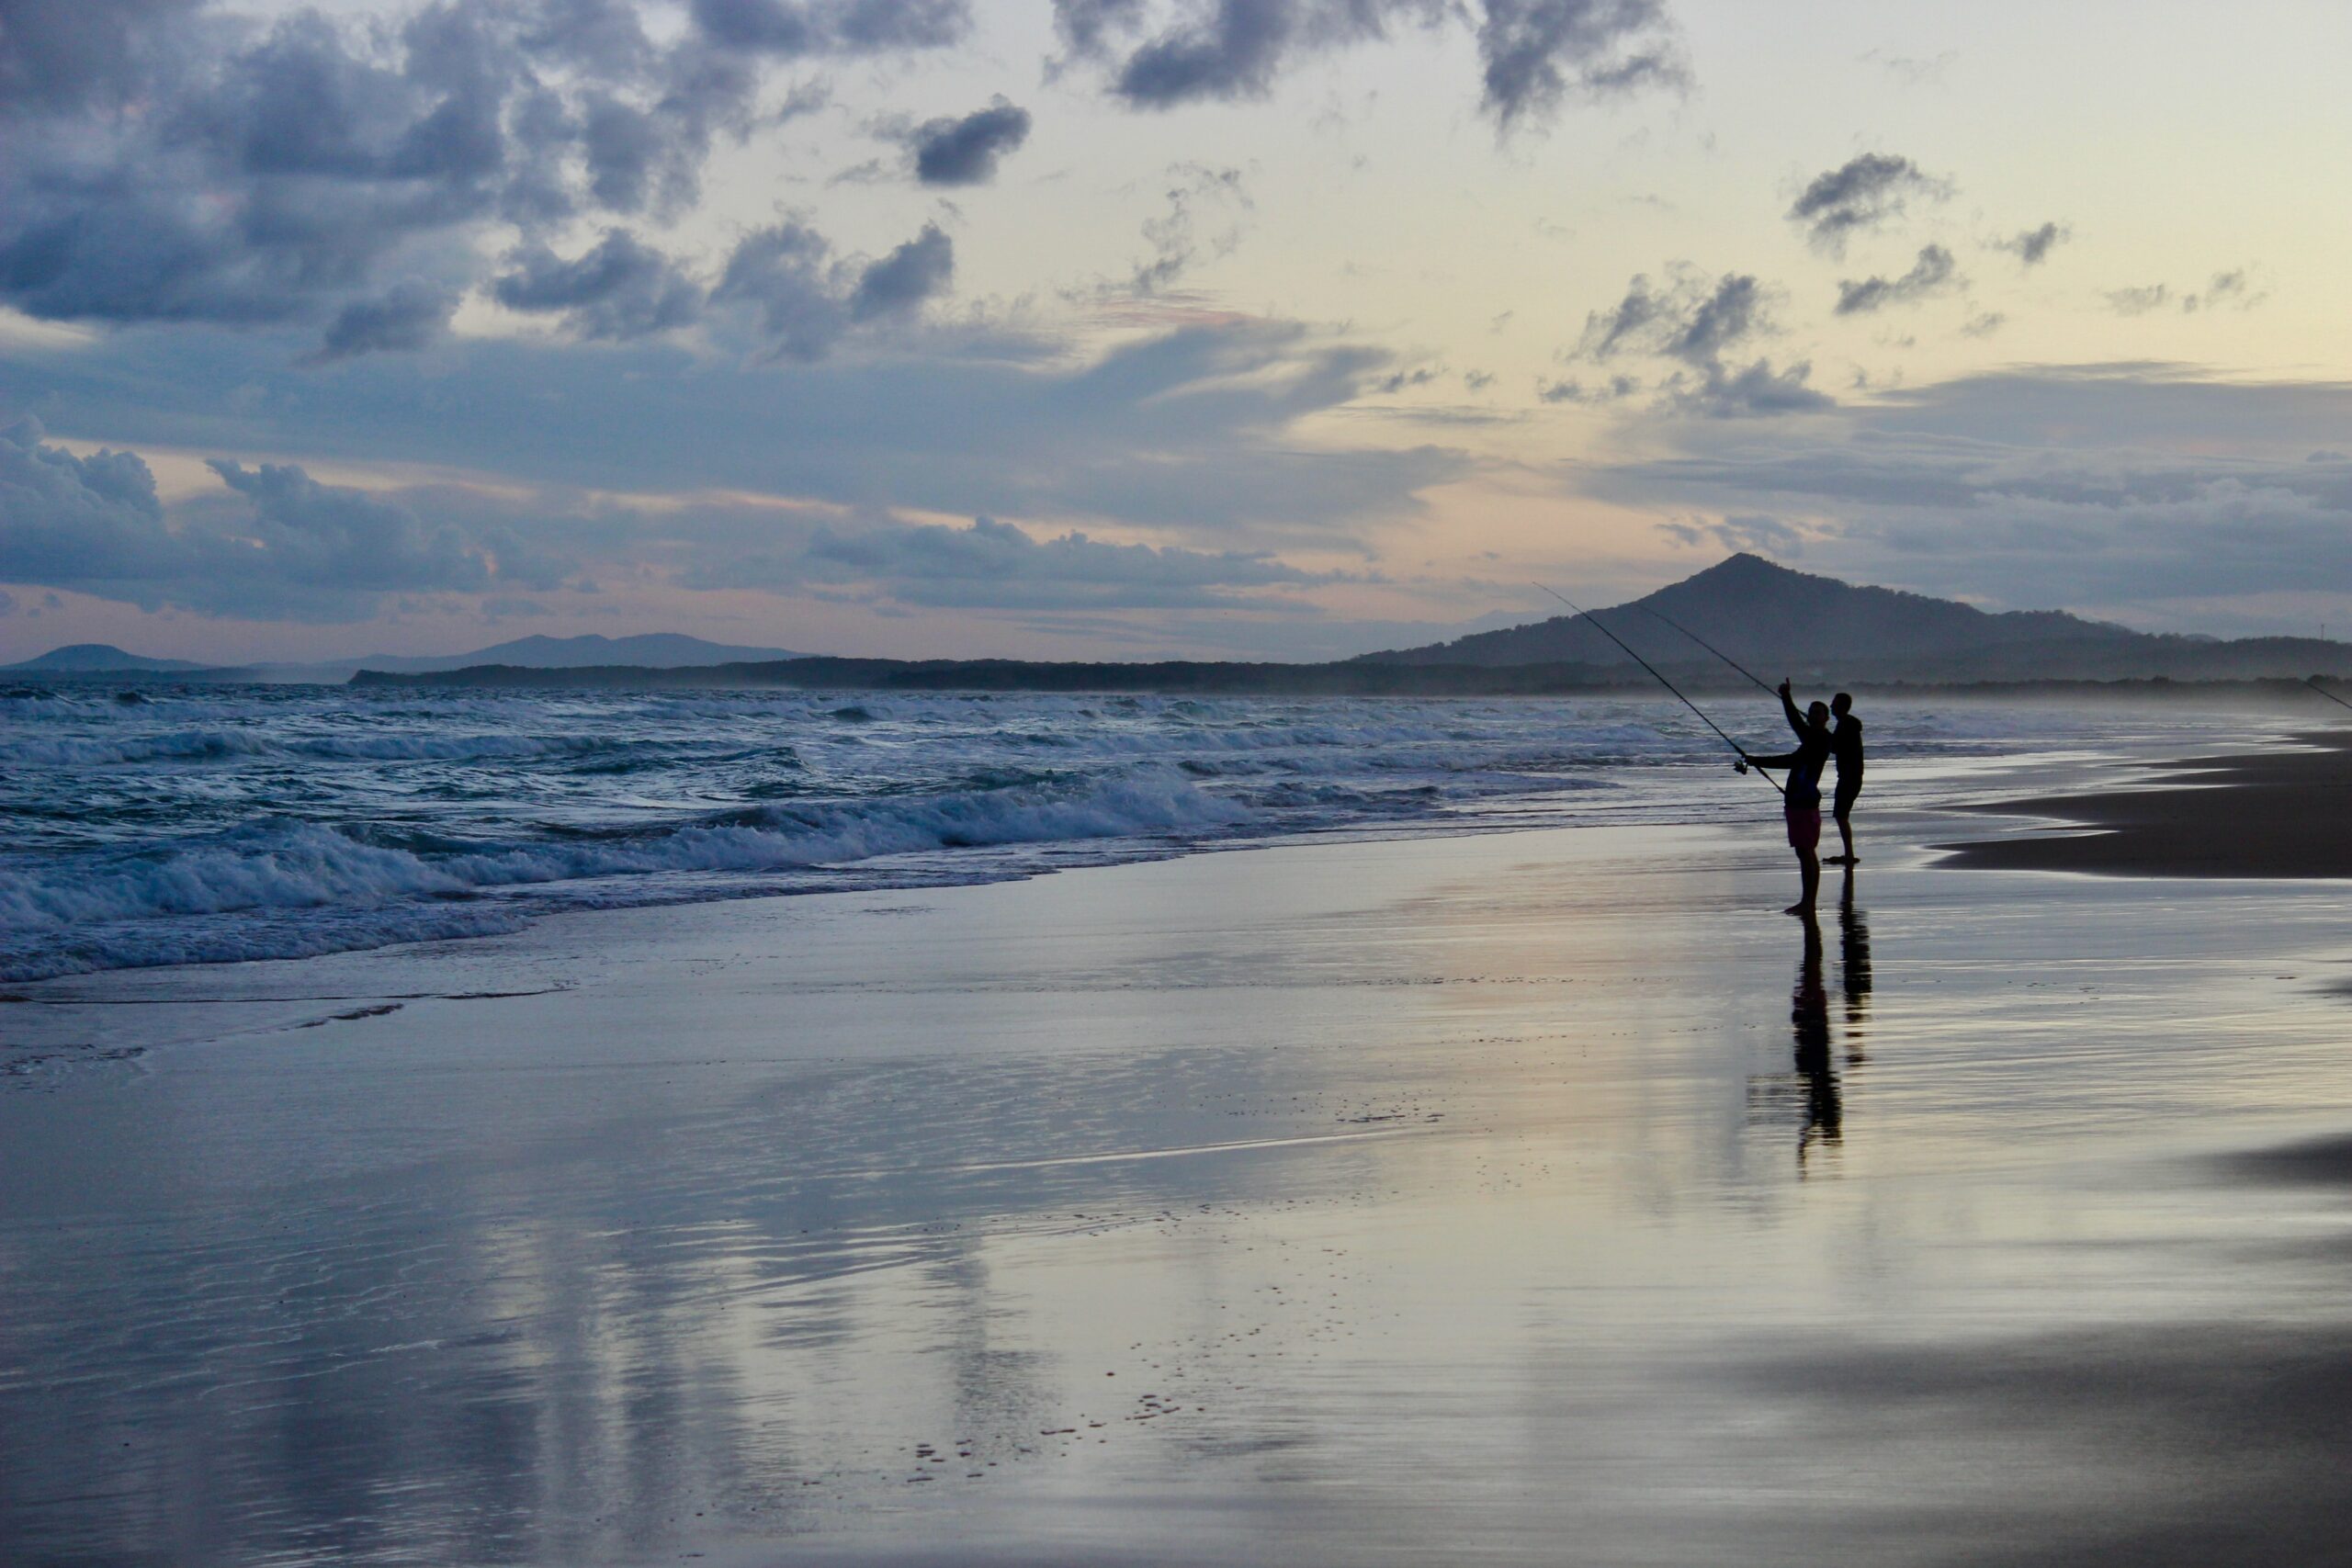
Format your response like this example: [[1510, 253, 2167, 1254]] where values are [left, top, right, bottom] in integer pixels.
[[1738, 680, 1834, 915], [1826, 692, 1863, 865]]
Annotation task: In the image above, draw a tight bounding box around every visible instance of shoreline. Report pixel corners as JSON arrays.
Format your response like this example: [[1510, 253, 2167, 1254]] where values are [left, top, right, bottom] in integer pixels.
[[1940, 727, 2352, 878], [11, 724, 2352, 1562]]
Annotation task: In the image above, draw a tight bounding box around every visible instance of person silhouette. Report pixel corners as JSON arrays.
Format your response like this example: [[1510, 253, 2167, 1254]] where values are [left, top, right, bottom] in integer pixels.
[[1792, 910, 1840, 1166], [1738, 679, 1833, 913], [1826, 692, 1864, 865]]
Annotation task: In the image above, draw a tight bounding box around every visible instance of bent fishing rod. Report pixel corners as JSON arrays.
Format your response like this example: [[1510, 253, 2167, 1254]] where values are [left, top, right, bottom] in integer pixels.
[[1532, 582, 1784, 796], [1637, 605, 1776, 697]]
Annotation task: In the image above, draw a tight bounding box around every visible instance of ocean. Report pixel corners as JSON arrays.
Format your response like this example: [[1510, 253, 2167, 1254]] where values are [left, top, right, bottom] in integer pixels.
[[0, 682, 2262, 983]]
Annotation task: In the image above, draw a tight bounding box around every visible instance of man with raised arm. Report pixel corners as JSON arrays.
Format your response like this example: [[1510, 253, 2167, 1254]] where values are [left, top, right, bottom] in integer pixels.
[[1826, 692, 1863, 865], [1737, 679, 1834, 914]]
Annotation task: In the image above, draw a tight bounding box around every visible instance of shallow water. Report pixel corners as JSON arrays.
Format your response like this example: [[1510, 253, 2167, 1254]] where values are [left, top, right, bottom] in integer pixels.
[[7, 739, 2352, 1564]]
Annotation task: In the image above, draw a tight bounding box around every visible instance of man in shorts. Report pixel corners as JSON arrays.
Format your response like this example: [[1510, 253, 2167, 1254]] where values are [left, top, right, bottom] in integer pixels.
[[1738, 680, 1834, 914]]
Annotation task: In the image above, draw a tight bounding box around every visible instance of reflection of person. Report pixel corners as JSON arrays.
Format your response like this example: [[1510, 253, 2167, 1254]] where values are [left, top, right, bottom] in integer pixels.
[[1826, 693, 1864, 865], [1838, 866, 1872, 1041], [1739, 679, 1833, 914], [1792, 910, 1840, 1164]]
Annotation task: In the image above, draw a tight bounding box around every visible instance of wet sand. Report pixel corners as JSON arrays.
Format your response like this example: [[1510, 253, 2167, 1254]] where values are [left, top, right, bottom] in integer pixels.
[[9, 743, 2352, 1564], [1942, 727, 2352, 876]]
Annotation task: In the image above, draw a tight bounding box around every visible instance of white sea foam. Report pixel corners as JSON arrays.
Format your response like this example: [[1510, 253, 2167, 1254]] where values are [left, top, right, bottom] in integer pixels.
[[0, 685, 2215, 981]]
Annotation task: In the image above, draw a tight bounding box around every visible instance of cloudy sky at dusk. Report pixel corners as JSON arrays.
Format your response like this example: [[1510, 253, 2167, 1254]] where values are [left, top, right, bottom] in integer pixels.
[[4, 0, 2349, 663]]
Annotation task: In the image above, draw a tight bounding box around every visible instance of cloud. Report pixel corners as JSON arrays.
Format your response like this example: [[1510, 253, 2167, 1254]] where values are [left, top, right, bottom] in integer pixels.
[[1130, 163, 1253, 294], [908, 96, 1035, 185], [1571, 267, 1831, 417], [1961, 310, 2006, 339], [4, 318, 1468, 547], [1786, 152, 1949, 254], [1833, 243, 1959, 315], [2107, 271, 2266, 319], [0, 0, 204, 114], [848, 223, 955, 320], [697, 512, 1339, 608], [684, 0, 969, 56], [0, 0, 967, 360], [2182, 269, 2265, 313], [1996, 221, 2068, 267], [1656, 511, 1808, 555], [1472, 0, 1687, 130], [1056, 0, 1681, 130], [0, 416, 520, 618], [1583, 367, 2352, 624], [711, 219, 953, 356], [492, 229, 704, 341], [316, 279, 460, 361]]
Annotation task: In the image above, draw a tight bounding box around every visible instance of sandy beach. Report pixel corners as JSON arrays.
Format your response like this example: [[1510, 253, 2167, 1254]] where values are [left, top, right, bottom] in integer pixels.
[[9, 725, 2352, 1565]]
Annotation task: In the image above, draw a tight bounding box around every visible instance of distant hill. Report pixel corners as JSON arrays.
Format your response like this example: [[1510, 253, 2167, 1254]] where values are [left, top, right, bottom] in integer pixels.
[[1358, 555, 2142, 671], [1354, 554, 2352, 684], [0, 644, 218, 674], [353, 633, 804, 674]]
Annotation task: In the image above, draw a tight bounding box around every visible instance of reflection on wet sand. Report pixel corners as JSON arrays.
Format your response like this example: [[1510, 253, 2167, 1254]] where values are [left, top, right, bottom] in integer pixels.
[[1757, 869, 1871, 1171], [14, 822, 2352, 1565]]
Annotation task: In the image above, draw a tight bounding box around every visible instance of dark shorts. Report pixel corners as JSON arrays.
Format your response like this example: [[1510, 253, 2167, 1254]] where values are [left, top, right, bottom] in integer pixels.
[[1834, 773, 1862, 816], [1785, 805, 1822, 853]]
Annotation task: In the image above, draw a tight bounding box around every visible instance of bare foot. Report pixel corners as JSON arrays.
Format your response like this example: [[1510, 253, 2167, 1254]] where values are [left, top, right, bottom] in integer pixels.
[[1825, 854, 1857, 865], [1782, 903, 1814, 915]]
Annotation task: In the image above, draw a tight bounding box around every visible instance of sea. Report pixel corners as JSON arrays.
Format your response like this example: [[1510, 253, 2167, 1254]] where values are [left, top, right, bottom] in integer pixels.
[[0, 682, 2266, 984]]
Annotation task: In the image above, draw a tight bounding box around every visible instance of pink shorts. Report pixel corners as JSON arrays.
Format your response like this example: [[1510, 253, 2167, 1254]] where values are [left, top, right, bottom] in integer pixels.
[[1785, 806, 1821, 853]]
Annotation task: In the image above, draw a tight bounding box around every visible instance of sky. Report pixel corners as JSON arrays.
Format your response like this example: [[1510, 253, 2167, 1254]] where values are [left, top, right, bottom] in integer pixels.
[[4, 0, 2350, 664]]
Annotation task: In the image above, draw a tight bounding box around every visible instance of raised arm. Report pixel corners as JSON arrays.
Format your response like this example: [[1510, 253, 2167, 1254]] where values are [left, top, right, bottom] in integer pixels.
[[1779, 679, 1806, 741]]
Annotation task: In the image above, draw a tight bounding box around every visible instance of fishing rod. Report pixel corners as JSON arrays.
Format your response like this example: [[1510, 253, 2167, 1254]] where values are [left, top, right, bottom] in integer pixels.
[[2305, 677, 2352, 716], [1533, 582, 1784, 796], [1637, 604, 1776, 696]]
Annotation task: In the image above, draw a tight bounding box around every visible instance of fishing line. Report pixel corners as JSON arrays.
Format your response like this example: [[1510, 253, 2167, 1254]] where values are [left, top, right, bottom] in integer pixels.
[[2304, 677, 2352, 716], [1532, 582, 1784, 796], [1636, 605, 1777, 696]]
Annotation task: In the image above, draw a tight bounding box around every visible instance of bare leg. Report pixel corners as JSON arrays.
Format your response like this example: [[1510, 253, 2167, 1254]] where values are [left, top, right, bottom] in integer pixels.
[[1827, 806, 1857, 864], [1785, 849, 1820, 914]]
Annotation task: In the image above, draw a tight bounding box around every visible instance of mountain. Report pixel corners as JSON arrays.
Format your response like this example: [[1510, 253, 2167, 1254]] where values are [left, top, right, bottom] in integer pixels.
[[0, 644, 219, 674], [1358, 555, 2146, 672]]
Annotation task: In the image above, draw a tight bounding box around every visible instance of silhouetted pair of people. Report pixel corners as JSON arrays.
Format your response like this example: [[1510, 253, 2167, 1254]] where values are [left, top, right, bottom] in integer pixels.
[[1737, 682, 1863, 912]]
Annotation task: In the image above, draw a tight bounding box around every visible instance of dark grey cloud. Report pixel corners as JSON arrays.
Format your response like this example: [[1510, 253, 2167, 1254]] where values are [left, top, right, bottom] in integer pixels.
[[1786, 152, 1948, 254], [909, 96, 1034, 185], [711, 219, 953, 356], [1571, 268, 1830, 417], [1056, 0, 1679, 130], [0, 0, 958, 360], [1834, 243, 1958, 315], [849, 223, 954, 320], [0, 417, 522, 618], [1996, 220, 2068, 266], [1585, 367, 2352, 625], [316, 280, 460, 361], [492, 229, 703, 340], [687, 0, 968, 54], [1475, 0, 1686, 130], [0, 0, 203, 114], [699, 513, 1339, 608]]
